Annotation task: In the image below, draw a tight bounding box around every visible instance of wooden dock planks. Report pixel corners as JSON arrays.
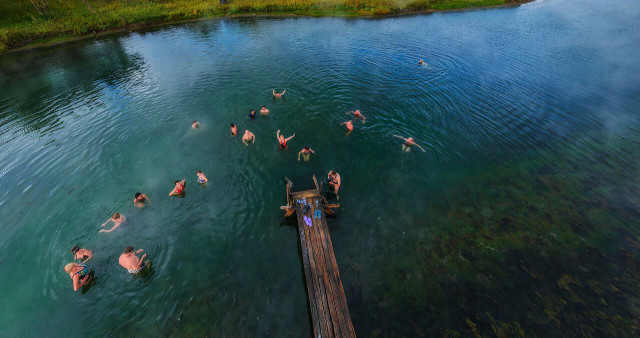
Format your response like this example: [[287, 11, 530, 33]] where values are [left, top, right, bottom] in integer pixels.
[[293, 194, 356, 338]]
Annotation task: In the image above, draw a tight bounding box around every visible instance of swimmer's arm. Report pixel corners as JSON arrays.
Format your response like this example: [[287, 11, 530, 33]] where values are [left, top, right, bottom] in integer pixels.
[[101, 219, 113, 227], [392, 135, 407, 142], [82, 251, 93, 263], [99, 222, 121, 233], [285, 133, 295, 142], [273, 89, 276, 95], [137, 254, 147, 268], [169, 188, 178, 196], [297, 150, 303, 161], [414, 143, 427, 152], [73, 275, 81, 291], [310, 148, 315, 154], [136, 249, 144, 254], [281, 90, 285, 95], [145, 196, 152, 204], [276, 129, 281, 139], [243, 138, 249, 146]]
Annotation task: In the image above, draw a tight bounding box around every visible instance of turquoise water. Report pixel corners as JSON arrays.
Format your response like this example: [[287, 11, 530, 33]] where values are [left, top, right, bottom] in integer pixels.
[[1, 0, 640, 335]]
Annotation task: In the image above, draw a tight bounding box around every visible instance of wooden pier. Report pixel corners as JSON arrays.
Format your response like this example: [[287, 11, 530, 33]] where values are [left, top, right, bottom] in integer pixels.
[[280, 176, 356, 338]]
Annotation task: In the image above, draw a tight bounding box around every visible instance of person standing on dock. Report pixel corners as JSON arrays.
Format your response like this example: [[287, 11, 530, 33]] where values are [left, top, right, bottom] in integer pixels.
[[298, 146, 315, 161], [169, 179, 186, 197], [346, 109, 366, 124], [328, 170, 341, 198], [393, 135, 426, 152], [119, 246, 147, 275], [273, 89, 286, 99], [243, 130, 256, 146], [277, 129, 295, 149], [340, 120, 354, 134], [99, 213, 126, 233]]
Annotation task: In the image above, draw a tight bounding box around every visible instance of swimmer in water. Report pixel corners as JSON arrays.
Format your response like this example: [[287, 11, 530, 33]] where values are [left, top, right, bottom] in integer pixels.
[[169, 179, 186, 197], [393, 135, 426, 152], [231, 123, 238, 136], [248, 109, 256, 120], [242, 130, 256, 146], [340, 120, 354, 134], [297, 146, 315, 161], [192, 120, 200, 129], [276, 129, 295, 149], [70, 246, 93, 264], [119, 246, 147, 275], [64, 262, 92, 291], [196, 170, 208, 185], [346, 109, 366, 124], [133, 192, 151, 208], [328, 170, 341, 199], [260, 106, 269, 116], [273, 89, 286, 99], [99, 212, 126, 233], [418, 59, 424, 65]]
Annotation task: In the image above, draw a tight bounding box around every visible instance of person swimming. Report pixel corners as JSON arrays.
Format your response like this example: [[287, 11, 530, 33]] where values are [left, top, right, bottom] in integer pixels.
[[192, 120, 200, 129], [272, 89, 286, 99], [276, 129, 295, 149], [64, 262, 91, 291], [231, 123, 238, 136], [99, 212, 126, 233], [248, 109, 256, 120], [298, 146, 315, 161], [169, 179, 186, 196], [260, 106, 269, 116], [196, 170, 208, 185], [393, 135, 426, 152], [133, 192, 151, 208], [70, 246, 93, 263], [328, 170, 341, 199], [418, 59, 424, 65], [340, 120, 354, 134], [346, 109, 366, 124], [118, 246, 147, 274], [242, 130, 256, 146]]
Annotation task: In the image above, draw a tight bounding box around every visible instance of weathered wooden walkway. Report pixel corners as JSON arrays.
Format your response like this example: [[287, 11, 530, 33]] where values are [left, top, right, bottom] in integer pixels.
[[281, 176, 356, 338]]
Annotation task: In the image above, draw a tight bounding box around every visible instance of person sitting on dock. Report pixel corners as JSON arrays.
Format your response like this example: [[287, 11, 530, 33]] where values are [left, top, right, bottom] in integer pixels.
[[64, 262, 92, 291], [260, 106, 269, 116], [273, 89, 286, 98], [133, 192, 151, 208], [340, 120, 354, 134], [393, 135, 426, 152], [298, 146, 315, 161], [346, 109, 366, 124], [230, 123, 238, 136], [119, 246, 147, 275], [242, 130, 256, 146], [70, 246, 93, 263], [99, 212, 126, 233], [328, 170, 341, 198], [277, 129, 295, 149], [196, 170, 208, 185], [192, 120, 200, 129], [169, 179, 186, 197], [248, 109, 256, 120]]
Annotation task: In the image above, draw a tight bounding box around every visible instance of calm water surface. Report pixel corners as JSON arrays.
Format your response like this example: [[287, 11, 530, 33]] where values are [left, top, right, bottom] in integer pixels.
[[1, 0, 640, 336]]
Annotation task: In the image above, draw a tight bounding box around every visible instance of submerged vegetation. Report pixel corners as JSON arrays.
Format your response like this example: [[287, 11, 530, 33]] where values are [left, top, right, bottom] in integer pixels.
[[0, 0, 524, 52]]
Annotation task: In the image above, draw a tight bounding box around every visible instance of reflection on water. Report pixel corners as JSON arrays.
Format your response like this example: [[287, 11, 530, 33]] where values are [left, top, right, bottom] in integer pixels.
[[1, 0, 640, 336]]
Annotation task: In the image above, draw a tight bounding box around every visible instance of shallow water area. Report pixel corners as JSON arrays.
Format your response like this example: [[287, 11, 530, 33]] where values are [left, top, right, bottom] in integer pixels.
[[1, 0, 640, 336]]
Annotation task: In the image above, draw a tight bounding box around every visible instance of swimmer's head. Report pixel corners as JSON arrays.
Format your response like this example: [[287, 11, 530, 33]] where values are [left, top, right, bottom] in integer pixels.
[[250, 109, 255, 113], [70, 246, 80, 254], [261, 106, 266, 109], [193, 120, 197, 123], [112, 212, 120, 219], [64, 263, 77, 273], [407, 137, 414, 142], [197, 170, 202, 174], [330, 170, 336, 176], [124, 246, 134, 254], [304, 146, 310, 151], [174, 180, 180, 185], [231, 123, 236, 127], [135, 192, 142, 199]]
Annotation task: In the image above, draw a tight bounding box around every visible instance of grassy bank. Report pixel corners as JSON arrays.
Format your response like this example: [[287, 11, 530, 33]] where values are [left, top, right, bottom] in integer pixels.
[[0, 0, 525, 53]]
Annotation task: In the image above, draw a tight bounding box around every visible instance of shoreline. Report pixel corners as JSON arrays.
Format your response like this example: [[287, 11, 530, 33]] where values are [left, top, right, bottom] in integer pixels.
[[1, 0, 534, 56]]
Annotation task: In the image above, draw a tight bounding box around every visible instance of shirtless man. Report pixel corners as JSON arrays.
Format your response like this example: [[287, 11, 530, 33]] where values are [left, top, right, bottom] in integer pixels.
[[273, 89, 286, 99], [242, 130, 256, 146], [393, 135, 426, 152], [260, 106, 270, 116], [328, 170, 341, 198], [298, 146, 315, 161], [230, 123, 238, 136], [169, 179, 186, 196], [346, 109, 366, 124], [277, 129, 295, 149], [340, 120, 354, 134], [133, 192, 151, 208], [192, 120, 200, 129], [99, 212, 126, 233], [119, 246, 147, 274], [70, 246, 93, 263]]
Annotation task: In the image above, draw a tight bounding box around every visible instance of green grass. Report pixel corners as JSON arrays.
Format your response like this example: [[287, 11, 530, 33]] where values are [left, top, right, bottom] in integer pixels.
[[0, 0, 521, 52]]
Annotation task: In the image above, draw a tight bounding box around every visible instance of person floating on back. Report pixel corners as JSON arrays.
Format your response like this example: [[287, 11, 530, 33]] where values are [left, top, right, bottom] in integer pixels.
[[260, 106, 269, 116], [230, 123, 238, 136], [99, 212, 126, 233], [64, 262, 92, 291], [133, 192, 151, 208], [346, 109, 366, 124], [192, 120, 200, 129], [248, 109, 256, 120], [242, 130, 256, 146], [119, 246, 147, 275], [340, 120, 354, 134], [196, 170, 208, 185], [273, 89, 286, 99], [393, 135, 426, 152], [169, 179, 186, 197], [328, 170, 341, 199], [70, 246, 93, 264], [298, 146, 315, 162], [277, 129, 295, 149]]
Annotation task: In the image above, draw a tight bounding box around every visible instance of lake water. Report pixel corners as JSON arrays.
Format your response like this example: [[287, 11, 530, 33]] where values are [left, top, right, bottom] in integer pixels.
[[1, 0, 640, 336]]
